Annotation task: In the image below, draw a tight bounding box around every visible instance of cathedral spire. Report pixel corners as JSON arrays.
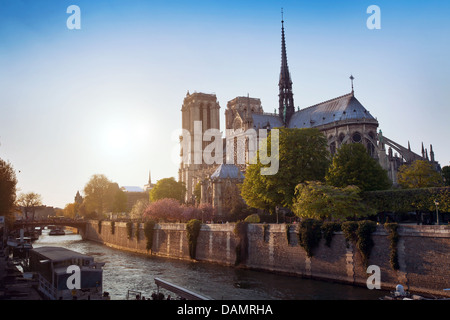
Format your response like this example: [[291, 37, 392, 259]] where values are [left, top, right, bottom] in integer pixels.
[[278, 9, 295, 125]]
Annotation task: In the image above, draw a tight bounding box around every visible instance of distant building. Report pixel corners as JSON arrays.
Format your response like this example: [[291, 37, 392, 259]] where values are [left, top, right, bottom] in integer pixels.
[[16, 206, 56, 220], [144, 170, 155, 192], [120, 171, 154, 212]]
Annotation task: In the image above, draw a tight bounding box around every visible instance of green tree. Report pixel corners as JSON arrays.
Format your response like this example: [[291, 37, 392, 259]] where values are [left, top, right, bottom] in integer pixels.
[[149, 177, 186, 203], [241, 128, 330, 213], [326, 143, 391, 191], [0, 158, 18, 227], [109, 183, 128, 213], [193, 182, 202, 204], [292, 181, 375, 220], [441, 166, 450, 186], [397, 160, 443, 189], [83, 174, 115, 217]]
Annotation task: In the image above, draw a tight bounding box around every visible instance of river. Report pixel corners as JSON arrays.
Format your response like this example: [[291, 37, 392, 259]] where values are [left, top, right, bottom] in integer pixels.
[[32, 229, 388, 300]]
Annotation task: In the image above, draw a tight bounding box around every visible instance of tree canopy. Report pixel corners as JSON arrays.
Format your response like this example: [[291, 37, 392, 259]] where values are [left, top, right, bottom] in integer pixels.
[[397, 160, 443, 189], [83, 174, 127, 217], [326, 143, 391, 191], [442, 166, 450, 187], [0, 158, 18, 226], [292, 181, 376, 220], [16, 192, 43, 220], [149, 177, 186, 203], [241, 128, 330, 212]]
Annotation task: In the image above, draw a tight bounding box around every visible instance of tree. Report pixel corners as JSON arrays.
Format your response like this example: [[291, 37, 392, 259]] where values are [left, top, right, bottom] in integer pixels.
[[109, 183, 127, 214], [0, 158, 18, 227], [441, 166, 450, 186], [16, 192, 43, 220], [143, 198, 183, 222], [397, 160, 443, 189], [63, 203, 76, 218], [193, 182, 202, 204], [326, 143, 391, 191], [241, 128, 330, 213], [83, 174, 117, 217], [292, 181, 375, 221], [129, 199, 149, 220], [149, 177, 186, 203]]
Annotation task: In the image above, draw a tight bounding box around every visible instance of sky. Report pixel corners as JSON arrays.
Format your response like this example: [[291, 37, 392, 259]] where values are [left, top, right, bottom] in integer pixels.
[[0, 0, 449, 208]]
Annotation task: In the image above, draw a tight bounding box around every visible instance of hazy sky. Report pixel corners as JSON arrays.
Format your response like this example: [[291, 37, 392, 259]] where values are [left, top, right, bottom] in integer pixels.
[[1, 0, 449, 208]]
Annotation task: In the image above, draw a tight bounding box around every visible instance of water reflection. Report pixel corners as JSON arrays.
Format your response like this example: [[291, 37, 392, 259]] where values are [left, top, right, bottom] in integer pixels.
[[33, 230, 387, 300]]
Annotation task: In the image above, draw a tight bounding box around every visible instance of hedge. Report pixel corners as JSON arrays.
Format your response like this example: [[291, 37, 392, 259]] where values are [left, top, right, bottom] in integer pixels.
[[362, 187, 450, 213]]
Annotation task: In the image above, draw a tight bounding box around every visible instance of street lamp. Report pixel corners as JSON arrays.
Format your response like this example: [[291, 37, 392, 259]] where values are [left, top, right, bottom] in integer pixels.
[[434, 200, 439, 225]]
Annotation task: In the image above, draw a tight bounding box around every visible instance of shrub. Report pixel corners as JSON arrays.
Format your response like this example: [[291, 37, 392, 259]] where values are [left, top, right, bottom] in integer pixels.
[[244, 214, 260, 223]]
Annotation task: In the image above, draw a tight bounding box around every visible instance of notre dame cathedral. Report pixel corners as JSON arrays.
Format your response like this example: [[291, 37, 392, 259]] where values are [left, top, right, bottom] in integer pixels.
[[178, 18, 440, 219]]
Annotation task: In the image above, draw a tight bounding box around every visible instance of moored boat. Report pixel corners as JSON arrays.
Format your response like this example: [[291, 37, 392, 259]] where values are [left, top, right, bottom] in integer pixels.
[[49, 228, 65, 236], [7, 236, 33, 259], [28, 246, 107, 300]]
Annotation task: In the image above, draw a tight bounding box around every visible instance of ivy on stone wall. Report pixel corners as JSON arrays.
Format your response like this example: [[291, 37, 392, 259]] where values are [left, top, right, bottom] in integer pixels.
[[111, 221, 115, 235], [356, 220, 377, 268], [342, 220, 377, 268], [135, 221, 140, 240], [144, 220, 156, 252], [126, 221, 133, 239], [341, 221, 358, 248], [297, 219, 322, 258], [263, 224, 269, 243], [384, 223, 400, 270], [285, 223, 292, 244], [321, 221, 341, 247], [186, 219, 202, 259], [234, 221, 249, 266]]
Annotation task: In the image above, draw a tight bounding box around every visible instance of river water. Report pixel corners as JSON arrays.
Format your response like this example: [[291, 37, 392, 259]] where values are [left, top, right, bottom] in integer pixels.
[[32, 230, 388, 300]]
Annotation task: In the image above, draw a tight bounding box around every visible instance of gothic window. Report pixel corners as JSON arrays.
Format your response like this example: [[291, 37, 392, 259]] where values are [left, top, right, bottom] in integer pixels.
[[233, 118, 242, 131], [367, 140, 375, 156], [352, 132, 362, 143]]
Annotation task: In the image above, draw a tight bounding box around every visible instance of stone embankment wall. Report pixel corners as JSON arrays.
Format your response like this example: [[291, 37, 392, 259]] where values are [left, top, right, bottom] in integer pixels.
[[82, 221, 450, 298]]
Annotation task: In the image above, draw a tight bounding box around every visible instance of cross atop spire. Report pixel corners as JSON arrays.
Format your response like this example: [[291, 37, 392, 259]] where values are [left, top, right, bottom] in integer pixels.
[[278, 9, 295, 125], [350, 75, 355, 94]]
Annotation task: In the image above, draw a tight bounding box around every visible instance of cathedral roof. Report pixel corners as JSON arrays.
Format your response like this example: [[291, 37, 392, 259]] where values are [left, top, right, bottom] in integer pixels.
[[210, 164, 244, 180], [251, 113, 284, 129], [287, 92, 376, 129]]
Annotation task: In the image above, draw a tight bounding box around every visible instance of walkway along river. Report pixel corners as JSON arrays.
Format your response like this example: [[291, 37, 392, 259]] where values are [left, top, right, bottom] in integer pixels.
[[32, 229, 388, 300]]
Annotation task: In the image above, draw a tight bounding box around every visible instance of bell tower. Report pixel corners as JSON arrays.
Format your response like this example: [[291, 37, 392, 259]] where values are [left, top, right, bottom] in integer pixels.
[[179, 91, 220, 203]]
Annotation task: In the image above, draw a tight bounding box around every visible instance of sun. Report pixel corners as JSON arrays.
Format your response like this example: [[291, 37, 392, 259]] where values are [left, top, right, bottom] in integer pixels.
[[105, 127, 128, 150]]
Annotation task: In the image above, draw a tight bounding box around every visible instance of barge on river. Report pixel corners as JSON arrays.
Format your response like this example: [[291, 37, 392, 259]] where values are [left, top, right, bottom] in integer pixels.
[[28, 246, 106, 300]]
